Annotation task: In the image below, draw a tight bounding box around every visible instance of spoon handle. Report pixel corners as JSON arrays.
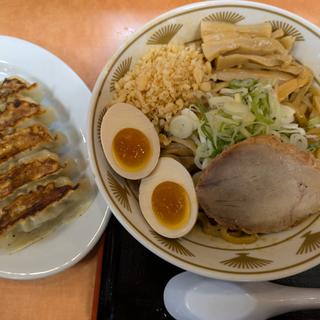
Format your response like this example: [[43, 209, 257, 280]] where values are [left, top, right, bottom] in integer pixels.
[[213, 281, 320, 318], [265, 284, 320, 312]]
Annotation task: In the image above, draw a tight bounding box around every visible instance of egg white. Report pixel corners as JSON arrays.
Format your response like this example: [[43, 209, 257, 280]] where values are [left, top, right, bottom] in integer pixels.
[[100, 103, 160, 180], [139, 157, 198, 238]]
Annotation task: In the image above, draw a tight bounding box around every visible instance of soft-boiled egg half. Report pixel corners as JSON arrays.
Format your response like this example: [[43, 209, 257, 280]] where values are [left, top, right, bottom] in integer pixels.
[[101, 103, 160, 180], [139, 157, 198, 238]]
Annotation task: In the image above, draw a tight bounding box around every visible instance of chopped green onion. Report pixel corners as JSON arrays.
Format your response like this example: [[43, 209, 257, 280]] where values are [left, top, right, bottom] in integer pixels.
[[169, 79, 317, 170]]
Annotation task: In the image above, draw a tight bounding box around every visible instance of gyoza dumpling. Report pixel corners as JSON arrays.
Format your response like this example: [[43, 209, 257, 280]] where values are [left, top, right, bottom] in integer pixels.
[[0, 150, 64, 200], [0, 77, 32, 100], [0, 176, 93, 252], [0, 124, 60, 166], [0, 76, 94, 253]]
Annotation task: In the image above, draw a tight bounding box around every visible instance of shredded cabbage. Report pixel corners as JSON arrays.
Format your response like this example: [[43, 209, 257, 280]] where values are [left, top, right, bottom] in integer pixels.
[[169, 79, 312, 170]]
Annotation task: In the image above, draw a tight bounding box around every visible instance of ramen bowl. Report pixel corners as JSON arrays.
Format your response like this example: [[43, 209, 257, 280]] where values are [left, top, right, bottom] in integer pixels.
[[88, 0, 320, 281]]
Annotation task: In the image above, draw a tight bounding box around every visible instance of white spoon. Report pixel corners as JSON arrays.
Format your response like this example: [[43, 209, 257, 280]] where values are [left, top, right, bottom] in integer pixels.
[[164, 272, 320, 320]]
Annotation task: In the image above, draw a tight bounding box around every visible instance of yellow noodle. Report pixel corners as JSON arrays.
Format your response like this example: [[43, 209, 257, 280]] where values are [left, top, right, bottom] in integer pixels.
[[310, 108, 320, 118], [277, 67, 313, 101], [310, 84, 320, 96], [220, 227, 258, 244], [284, 102, 308, 126], [307, 127, 320, 136], [198, 212, 258, 244], [315, 149, 320, 159], [292, 84, 312, 108], [313, 96, 320, 113]]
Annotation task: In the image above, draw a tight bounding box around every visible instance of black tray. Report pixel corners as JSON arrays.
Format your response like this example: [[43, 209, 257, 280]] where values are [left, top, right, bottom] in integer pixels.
[[97, 216, 320, 320]]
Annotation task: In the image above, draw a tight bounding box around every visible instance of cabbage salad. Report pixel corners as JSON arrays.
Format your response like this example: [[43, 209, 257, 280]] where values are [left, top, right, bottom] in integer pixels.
[[169, 79, 317, 170]]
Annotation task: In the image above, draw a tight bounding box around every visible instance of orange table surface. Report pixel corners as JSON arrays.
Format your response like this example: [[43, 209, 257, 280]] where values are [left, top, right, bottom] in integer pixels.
[[0, 1, 320, 320]]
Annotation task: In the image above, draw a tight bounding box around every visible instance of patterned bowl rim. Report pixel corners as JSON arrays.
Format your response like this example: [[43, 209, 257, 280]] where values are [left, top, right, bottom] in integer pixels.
[[88, 0, 320, 281]]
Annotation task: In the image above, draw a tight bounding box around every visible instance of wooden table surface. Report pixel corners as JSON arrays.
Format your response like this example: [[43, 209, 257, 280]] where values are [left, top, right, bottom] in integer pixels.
[[0, 0, 319, 319]]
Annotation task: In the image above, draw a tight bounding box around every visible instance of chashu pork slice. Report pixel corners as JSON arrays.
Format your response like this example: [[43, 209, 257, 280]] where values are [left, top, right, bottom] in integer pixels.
[[196, 135, 320, 234]]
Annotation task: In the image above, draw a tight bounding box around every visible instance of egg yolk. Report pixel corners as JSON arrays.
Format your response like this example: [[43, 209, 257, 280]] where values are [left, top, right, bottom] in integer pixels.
[[112, 128, 151, 171], [152, 181, 190, 229]]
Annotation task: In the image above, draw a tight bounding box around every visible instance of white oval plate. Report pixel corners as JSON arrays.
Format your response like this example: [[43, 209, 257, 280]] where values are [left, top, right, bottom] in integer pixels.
[[0, 36, 110, 280], [89, 0, 320, 281]]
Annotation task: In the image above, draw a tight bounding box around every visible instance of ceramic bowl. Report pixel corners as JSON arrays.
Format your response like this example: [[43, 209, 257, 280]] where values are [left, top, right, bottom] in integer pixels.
[[88, 0, 320, 281]]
